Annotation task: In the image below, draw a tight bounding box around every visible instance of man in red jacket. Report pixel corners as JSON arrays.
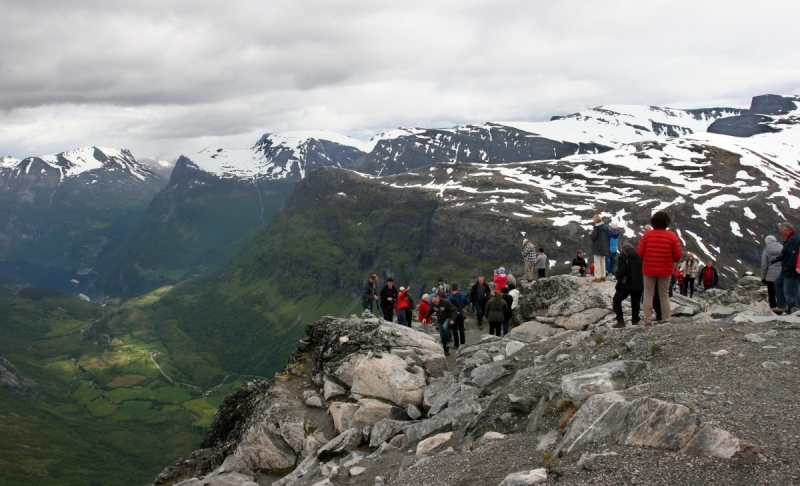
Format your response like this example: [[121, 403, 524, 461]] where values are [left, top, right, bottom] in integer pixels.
[[637, 211, 683, 326]]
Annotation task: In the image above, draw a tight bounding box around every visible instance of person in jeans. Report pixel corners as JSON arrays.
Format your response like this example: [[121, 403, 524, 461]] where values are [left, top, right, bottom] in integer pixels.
[[679, 253, 698, 298], [522, 239, 537, 281], [448, 283, 470, 349], [361, 274, 379, 312], [637, 211, 682, 326], [484, 290, 509, 337], [394, 286, 410, 326], [761, 235, 784, 311], [612, 241, 644, 327], [424, 294, 458, 355], [590, 215, 610, 282], [778, 222, 800, 313], [469, 276, 491, 331], [535, 248, 547, 279], [607, 225, 621, 276], [418, 294, 432, 333], [379, 278, 399, 321]]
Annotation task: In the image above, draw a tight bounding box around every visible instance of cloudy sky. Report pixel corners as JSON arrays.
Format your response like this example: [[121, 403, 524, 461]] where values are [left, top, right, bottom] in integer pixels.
[[1, 0, 798, 161]]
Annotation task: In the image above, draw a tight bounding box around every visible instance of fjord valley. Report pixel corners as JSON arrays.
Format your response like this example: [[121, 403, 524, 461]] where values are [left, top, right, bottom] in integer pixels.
[[1, 94, 800, 485]]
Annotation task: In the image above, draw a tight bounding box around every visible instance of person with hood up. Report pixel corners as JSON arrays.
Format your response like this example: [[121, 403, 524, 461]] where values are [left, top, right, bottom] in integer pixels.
[[761, 235, 784, 311], [394, 286, 411, 326], [522, 238, 537, 281], [424, 293, 458, 355], [590, 215, 610, 282], [494, 267, 509, 294], [535, 248, 547, 279], [469, 276, 492, 331], [418, 294, 432, 334], [448, 283, 470, 349], [696, 260, 719, 290], [679, 253, 699, 298], [637, 211, 682, 326], [379, 277, 399, 322], [484, 290, 509, 337], [612, 241, 644, 328], [777, 221, 800, 313], [607, 225, 621, 276]]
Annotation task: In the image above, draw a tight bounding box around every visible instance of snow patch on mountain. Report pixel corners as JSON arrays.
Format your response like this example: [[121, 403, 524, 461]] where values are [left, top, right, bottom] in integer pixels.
[[3, 147, 154, 182], [1, 156, 19, 168]]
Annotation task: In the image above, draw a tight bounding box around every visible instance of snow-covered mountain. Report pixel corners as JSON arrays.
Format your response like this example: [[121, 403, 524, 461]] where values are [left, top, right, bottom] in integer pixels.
[[0, 147, 164, 269]]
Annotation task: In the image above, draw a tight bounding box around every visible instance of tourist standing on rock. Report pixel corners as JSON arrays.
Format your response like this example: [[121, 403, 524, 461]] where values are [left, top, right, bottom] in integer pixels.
[[573, 250, 587, 277], [424, 294, 458, 355], [637, 211, 682, 326], [761, 235, 784, 310], [522, 238, 537, 281], [361, 274, 379, 312], [590, 215, 610, 282], [418, 294, 432, 333], [469, 276, 492, 331], [448, 284, 470, 350], [778, 222, 800, 313], [607, 225, 620, 276], [394, 286, 411, 326], [696, 261, 719, 291], [679, 253, 698, 298], [508, 282, 520, 311], [535, 248, 547, 279], [494, 267, 509, 293], [501, 287, 514, 335], [484, 290, 509, 337], [405, 292, 414, 328], [379, 277, 399, 322], [612, 241, 644, 328]]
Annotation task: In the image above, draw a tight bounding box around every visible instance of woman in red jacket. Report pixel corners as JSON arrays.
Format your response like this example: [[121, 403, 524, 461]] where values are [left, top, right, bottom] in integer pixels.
[[395, 286, 411, 326], [637, 211, 683, 326], [418, 294, 432, 333]]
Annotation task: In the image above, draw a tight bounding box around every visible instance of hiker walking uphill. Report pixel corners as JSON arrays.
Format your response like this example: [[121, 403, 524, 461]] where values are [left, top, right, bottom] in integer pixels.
[[535, 248, 547, 279], [448, 284, 470, 349], [590, 215, 610, 282], [379, 278, 399, 322], [484, 290, 509, 337], [778, 222, 800, 314], [679, 253, 699, 298], [469, 276, 492, 331], [361, 274, 379, 312], [697, 261, 719, 291], [424, 294, 458, 355], [761, 235, 784, 310], [394, 286, 411, 326], [637, 211, 682, 326], [522, 238, 537, 281], [612, 241, 644, 328]]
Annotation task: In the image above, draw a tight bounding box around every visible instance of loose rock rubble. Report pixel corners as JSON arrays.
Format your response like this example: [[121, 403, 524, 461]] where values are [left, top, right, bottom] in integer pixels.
[[153, 276, 800, 485]]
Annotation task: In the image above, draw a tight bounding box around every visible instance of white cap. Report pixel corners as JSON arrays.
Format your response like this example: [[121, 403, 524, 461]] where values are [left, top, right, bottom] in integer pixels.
[[399, 286, 405, 291]]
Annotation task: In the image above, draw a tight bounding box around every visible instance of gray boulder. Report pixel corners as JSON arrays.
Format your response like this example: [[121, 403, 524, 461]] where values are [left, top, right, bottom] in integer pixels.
[[560, 360, 646, 405]]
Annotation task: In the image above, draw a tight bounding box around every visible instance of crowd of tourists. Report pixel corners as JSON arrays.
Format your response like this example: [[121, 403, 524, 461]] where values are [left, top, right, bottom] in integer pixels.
[[361, 212, 800, 354]]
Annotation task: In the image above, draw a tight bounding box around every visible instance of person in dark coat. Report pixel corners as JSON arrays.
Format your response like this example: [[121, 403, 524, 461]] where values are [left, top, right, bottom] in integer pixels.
[[424, 294, 458, 355], [379, 277, 399, 321], [573, 250, 588, 277], [612, 242, 644, 327], [590, 214, 610, 282], [469, 276, 491, 330], [778, 222, 800, 314], [484, 290, 509, 337], [501, 287, 514, 335], [361, 274, 379, 312], [448, 284, 470, 349], [696, 261, 719, 291]]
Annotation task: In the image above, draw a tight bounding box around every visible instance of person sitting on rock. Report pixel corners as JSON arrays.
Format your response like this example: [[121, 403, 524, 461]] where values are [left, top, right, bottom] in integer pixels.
[[418, 293, 432, 333], [637, 211, 682, 326], [573, 250, 587, 277], [535, 248, 547, 279], [447, 284, 470, 350], [522, 238, 537, 281], [484, 290, 509, 337], [469, 276, 492, 331], [424, 293, 458, 355], [379, 277, 399, 322], [697, 260, 719, 291], [494, 267, 509, 292], [612, 241, 644, 328]]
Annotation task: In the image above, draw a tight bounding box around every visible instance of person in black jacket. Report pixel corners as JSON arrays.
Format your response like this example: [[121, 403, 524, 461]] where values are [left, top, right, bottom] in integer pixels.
[[362, 274, 379, 312], [572, 250, 587, 277], [612, 242, 644, 328], [501, 287, 514, 336], [469, 276, 492, 331], [696, 261, 719, 291], [424, 294, 458, 355], [379, 277, 399, 321]]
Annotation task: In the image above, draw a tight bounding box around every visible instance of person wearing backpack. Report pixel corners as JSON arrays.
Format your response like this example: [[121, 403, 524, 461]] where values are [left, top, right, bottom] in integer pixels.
[[394, 286, 410, 326], [448, 284, 470, 349], [469, 276, 491, 331], [484, 290, 509, 337]]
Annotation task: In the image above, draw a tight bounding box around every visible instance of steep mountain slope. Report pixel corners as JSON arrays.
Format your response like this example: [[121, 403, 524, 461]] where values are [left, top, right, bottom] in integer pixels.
[[0, 147, 164, 270]]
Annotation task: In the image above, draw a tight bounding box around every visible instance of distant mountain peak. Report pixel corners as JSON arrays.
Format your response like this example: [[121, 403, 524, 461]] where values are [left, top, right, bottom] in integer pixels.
[[2, 146, 157, 183]]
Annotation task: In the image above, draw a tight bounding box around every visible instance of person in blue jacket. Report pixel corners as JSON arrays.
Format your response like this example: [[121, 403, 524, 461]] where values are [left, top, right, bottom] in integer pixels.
[[607, 225, 621, 277], [448, 283, 471, 349]]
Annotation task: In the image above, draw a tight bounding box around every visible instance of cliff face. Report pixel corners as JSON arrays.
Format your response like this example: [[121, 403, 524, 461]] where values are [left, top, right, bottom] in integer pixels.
[[152, 276, 800, 485]]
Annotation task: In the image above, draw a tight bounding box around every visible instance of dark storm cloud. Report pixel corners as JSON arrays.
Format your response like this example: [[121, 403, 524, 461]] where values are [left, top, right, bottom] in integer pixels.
[[0, 0, 799, 159]]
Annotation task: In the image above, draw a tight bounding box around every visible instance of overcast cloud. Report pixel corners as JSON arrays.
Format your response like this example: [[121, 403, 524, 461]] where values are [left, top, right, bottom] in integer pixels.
[[0, 0, 798, 160]]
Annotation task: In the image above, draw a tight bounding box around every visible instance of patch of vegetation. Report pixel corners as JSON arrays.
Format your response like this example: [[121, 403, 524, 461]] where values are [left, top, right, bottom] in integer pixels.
[[650, 344, 663, 356]]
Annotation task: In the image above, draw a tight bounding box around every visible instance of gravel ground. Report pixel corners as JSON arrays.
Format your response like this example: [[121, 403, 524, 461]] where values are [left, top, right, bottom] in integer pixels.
[[340, 314, 800, 485]]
